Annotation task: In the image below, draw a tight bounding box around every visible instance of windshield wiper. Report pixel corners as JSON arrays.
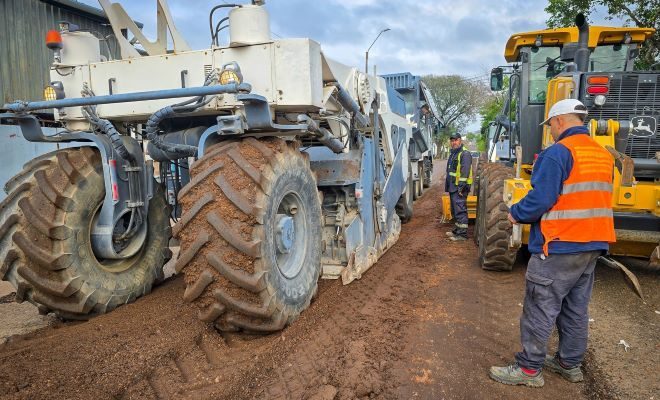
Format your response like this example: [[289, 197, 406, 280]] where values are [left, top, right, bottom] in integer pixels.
[[535, 55, 561, 71]]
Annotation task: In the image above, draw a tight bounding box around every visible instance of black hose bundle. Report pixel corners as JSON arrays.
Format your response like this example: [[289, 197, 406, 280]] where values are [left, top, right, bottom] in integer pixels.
[[82, 87, 135, 163], [145, 71, 218, 159], [144, 106, 198, 158]]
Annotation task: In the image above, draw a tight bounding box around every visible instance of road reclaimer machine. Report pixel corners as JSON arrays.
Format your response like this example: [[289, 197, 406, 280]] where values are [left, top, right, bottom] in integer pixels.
[[477, 15, 659, 273], [0, 0, 416, 332]]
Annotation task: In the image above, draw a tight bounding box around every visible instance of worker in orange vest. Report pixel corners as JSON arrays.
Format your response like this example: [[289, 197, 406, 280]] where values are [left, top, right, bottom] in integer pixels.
[[489, 99, 615, 387]]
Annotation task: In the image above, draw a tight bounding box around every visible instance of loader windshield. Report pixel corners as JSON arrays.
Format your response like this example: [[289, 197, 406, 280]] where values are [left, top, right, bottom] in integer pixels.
[[528, 44, 631, 103], [529, 46, 561, 103], [589, 44, 629, 72]]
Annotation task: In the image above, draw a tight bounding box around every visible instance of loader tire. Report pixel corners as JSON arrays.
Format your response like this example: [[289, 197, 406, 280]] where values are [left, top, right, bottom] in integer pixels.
[[472, 152, 488, 198], [175, 138, 322, 333], [396, 169, 414, 224], [473, 159, 494, 246], [0, 147, 171, 318], [423, 158, 432, 188], [477, 164, 517, 271]]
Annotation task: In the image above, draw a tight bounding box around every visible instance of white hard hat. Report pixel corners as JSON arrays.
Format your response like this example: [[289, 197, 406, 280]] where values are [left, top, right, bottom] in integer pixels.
[[539, 99, 588, 126]]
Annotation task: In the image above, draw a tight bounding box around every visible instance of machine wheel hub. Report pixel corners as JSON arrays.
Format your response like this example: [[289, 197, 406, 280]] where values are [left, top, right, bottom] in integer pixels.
[[275, 214, 295, 254]]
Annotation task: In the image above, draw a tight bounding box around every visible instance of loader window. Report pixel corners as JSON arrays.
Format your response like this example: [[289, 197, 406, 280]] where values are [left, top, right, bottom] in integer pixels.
[[529, 46, 562, 104], [589, 44, 629, 72]]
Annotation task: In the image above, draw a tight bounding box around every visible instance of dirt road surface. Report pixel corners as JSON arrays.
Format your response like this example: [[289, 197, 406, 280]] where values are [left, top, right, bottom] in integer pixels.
[[0, 164, 657, 400]]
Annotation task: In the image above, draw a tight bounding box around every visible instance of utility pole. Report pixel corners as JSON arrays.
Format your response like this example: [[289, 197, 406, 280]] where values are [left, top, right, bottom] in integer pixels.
[[365, 28, 390, 74]]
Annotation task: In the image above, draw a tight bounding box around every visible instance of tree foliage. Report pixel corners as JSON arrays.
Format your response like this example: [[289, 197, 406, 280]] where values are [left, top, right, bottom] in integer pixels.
[[423, 75, 489, 131], [422, 75, 489, 156], [545, 0, 660, 69], [476, 76, 511, 154]]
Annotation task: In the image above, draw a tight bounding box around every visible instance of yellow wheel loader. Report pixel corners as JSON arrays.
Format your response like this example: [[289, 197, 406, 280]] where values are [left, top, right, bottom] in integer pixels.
[[476, 15, 659, 274]]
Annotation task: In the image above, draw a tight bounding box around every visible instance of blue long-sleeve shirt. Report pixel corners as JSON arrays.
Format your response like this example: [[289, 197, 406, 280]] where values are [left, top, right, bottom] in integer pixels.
[[509, 126, 609, 254]]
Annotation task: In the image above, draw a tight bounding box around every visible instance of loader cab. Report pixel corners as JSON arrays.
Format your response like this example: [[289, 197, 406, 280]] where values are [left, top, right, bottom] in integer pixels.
[[492, 24, 654, 165]]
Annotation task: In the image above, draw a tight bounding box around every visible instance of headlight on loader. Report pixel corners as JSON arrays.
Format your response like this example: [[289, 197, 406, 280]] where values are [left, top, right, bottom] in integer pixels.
[[219, 62, 243, 85], [43, 81, 65, 101]]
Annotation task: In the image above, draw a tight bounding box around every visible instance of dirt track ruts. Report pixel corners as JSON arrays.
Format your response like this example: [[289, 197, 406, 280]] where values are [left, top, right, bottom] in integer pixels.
[[0, 163, 657, 399]]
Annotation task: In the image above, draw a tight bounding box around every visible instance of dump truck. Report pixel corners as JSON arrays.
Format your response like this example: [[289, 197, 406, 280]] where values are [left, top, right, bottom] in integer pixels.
[[383, 72, 439, 200], [477, 15, 659, 272], [0, 0, 416, 332]]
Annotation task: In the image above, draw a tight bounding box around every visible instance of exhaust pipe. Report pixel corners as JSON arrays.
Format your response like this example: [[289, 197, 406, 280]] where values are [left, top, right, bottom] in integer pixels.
[[575, 13, 590, 72]]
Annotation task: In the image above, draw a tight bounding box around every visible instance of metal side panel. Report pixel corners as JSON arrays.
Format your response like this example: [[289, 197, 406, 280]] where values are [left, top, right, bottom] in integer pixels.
[[341, 137, 403, 284], [273, 39, 324, 109], [307, 146, 361, 186], [357, 138, 377, 251], [345, 215, 364, 260], [339, 137, 378, 284], [382, 140, 407, 213], [89, 50, 215, 119]]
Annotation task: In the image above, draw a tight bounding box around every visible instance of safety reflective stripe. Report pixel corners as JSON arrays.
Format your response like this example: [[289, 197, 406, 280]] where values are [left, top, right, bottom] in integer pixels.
[[452, 150, 474, 185], [542, 208, 613, 221], [562, 181, 613, 194], [455, 223, 468, 228]]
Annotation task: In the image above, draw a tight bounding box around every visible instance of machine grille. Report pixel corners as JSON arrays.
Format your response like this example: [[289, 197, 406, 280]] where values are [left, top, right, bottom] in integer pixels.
[[204, 64, 214, 78], [586, 73, 660, 159]]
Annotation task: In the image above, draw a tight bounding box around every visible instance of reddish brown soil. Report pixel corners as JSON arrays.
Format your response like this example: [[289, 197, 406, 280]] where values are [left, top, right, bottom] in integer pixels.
[[0, 163, 657, 399]]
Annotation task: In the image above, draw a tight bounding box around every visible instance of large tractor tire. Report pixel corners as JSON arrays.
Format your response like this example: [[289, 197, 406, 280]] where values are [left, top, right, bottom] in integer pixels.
[[476, 164, 517, 271], [396, 169, 414, 224], [175, 138, 323, 333], [473, 158, 494, 246], [0, 147, 171, 318], [472, 152, 488, 198], [423, 157, 432, 188]]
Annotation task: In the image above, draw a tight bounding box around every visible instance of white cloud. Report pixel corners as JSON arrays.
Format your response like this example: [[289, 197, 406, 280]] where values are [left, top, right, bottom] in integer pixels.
[[77, 0, 628, 79]]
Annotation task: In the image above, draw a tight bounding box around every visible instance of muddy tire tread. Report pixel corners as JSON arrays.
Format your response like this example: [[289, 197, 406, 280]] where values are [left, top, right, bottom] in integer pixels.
[[176, 139, 320, 333], [477, 164, 517, 271], [0, 147, 170, 318]]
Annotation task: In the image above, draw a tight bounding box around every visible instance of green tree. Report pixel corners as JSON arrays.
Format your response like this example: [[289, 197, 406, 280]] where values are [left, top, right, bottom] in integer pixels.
[[477, 77, 511, 153], [545, 0, 660, 69], [423, 75, 489, 157]]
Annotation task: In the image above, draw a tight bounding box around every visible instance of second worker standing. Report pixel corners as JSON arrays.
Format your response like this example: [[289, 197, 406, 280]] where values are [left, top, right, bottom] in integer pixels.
[[445, 132, 473, 241]]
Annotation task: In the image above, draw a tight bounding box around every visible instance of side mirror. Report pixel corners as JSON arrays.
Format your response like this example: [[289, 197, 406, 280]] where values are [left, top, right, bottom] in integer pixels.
[[490, 67, 504, 91]]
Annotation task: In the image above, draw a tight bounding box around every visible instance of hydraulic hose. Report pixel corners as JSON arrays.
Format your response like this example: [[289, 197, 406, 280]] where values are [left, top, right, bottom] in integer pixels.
[[329, 83, 370, 129], [93, 118, 136, 163], [145, 106, 199, 158], [81, 88, 135, 164]]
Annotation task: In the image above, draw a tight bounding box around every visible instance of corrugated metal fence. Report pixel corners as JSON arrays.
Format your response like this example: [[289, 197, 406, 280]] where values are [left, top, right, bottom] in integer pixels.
[[0, 0, 118, 104]]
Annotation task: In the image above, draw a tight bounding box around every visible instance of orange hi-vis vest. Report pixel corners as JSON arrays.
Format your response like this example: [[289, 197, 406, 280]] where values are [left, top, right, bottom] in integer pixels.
[[540, 134, 616, 255]]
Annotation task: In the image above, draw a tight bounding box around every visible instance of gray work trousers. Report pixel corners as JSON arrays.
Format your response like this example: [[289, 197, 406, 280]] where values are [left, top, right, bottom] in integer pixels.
[[449, 191, 468, 236], [515, 251, 601, 370]]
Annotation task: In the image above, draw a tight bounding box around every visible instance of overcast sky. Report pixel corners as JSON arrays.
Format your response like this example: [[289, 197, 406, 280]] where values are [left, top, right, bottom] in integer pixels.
[[78, 0, 622, 131], [80, 0, 625, 77]]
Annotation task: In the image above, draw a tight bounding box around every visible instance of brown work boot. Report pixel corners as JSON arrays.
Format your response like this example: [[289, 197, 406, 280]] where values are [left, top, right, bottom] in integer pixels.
[[489, 363, 544, 387]]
